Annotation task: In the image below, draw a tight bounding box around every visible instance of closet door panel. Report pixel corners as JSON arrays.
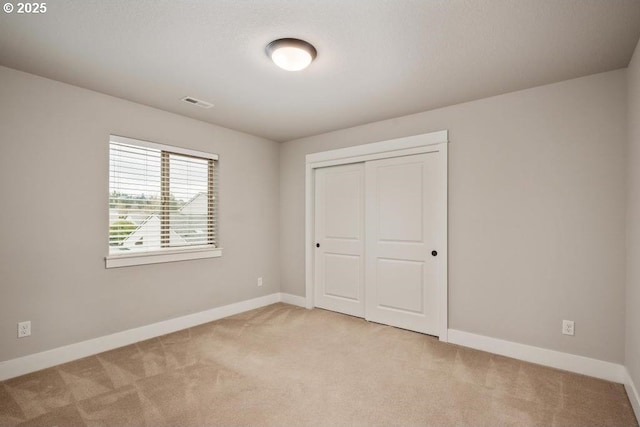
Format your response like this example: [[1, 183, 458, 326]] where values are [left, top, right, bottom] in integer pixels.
[[365, 153, 441, 335]]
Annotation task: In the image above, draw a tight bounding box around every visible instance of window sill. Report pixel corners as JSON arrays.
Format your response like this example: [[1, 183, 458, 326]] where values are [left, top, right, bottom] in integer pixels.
[[105, 247, 222, 268]]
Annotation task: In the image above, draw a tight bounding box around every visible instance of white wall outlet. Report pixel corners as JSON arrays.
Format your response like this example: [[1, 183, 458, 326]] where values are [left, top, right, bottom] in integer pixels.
[[562, 320, 575, 336], [257, 277, 263, 287], [17, 321, 31, 338]]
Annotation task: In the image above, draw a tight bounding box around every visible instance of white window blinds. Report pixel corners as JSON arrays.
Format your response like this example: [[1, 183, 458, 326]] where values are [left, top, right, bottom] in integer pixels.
[[108, 136, 218, 256]]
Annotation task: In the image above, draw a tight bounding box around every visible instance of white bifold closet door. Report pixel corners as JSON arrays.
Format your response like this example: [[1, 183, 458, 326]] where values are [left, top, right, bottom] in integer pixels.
[[313, 152, 442, 336]]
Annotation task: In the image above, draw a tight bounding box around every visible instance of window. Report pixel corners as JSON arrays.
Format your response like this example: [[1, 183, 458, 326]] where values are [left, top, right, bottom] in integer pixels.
[[106, 135, 220, 268]]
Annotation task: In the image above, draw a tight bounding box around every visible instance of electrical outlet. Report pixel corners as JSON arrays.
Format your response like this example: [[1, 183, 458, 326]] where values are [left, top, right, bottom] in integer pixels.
[[562, 320, 575, 336], [18, 321, 31, 338], [257, 277, 263, 287]]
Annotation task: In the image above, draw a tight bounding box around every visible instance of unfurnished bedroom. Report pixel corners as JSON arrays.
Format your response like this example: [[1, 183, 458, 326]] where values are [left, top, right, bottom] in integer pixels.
[[1, 1, 640, 426]]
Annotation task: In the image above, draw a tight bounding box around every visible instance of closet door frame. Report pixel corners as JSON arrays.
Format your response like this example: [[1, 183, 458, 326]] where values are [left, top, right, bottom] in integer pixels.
[[305, 130, 449, 342]]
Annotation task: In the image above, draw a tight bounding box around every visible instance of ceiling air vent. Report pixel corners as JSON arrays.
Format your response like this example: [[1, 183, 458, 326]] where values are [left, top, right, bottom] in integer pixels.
[[181, 96, 214, 109]]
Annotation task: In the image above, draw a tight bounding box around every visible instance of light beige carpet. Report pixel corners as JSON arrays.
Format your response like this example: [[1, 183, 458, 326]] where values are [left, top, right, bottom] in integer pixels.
[[0, 303, 637, 426]]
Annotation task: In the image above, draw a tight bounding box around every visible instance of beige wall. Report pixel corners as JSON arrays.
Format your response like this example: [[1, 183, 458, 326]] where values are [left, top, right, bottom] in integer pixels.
[[280, 70, 628, 363], [0, 66, 281, 362], [627, 39, 640, 390]]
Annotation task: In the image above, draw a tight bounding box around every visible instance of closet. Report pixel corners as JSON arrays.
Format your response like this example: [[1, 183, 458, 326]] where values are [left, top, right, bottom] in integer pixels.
[[306, 131, 448, 338]]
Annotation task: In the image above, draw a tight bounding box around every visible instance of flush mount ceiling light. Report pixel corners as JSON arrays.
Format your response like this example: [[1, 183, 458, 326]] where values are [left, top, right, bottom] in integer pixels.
[[266, 38, 317, 71]]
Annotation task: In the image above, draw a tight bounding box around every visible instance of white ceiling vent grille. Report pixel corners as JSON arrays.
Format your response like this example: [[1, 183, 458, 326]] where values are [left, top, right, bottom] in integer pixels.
[[181, 96, 214, 109]]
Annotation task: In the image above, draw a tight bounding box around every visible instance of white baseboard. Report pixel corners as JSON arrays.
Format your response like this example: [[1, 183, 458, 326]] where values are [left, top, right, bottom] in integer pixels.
[[0, 293, 284, 381], [448, 329, 625, 383], [626, 368, 640, 422], [279, 292, 307, 307], [1, 297, 631, 394]]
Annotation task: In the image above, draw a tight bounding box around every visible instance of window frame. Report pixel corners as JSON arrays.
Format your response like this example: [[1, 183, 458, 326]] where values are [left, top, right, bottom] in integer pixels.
[[105, 135, 221, 268]]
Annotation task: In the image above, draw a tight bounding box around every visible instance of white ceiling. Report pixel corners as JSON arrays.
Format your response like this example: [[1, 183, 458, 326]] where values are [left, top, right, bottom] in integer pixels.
[[1, 0, 640, 142]]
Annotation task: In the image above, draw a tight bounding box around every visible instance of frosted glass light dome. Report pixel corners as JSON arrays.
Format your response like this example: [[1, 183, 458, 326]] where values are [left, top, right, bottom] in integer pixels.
[[266, 38, 317, 72]]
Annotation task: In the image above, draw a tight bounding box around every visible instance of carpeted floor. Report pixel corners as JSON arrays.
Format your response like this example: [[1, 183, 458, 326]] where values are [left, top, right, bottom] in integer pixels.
[[0, 302, 637, 426]]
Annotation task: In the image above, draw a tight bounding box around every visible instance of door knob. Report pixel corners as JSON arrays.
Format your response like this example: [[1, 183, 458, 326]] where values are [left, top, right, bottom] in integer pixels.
[[431, 250, 438, 256], [316, 243, 320, 248]]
